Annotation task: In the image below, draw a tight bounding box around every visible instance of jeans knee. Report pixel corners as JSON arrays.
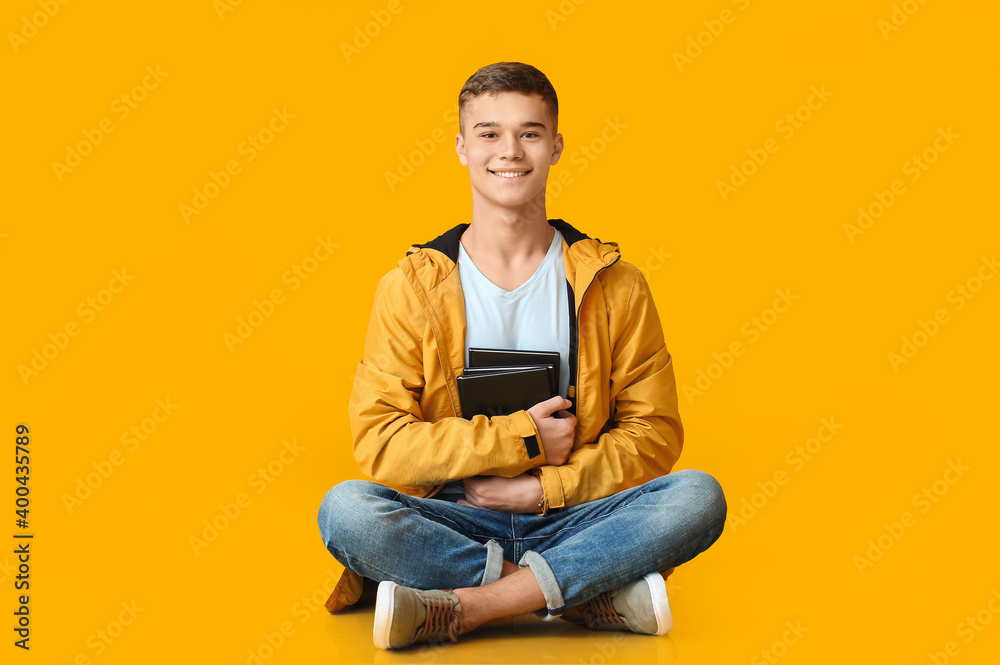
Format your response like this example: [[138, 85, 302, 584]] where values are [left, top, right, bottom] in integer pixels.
[[672, 469, 727, 532], [317, 479, 387, 546]]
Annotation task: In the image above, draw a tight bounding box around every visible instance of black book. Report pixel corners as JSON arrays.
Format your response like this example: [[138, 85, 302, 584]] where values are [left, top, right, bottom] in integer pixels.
[[468, 347, 560, 396], [462, 363, 556, 397], [457, 367, 552, 418], [457, 348, 561, 419]]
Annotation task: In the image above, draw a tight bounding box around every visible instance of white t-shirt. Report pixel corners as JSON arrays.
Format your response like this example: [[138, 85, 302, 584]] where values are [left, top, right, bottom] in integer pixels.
[[435, 227, 570, 502]]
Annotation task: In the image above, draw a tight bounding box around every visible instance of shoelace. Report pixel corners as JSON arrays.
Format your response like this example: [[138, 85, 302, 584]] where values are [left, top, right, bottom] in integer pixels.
[[416, 596, 461, 643], [582, 591, 625, 628]]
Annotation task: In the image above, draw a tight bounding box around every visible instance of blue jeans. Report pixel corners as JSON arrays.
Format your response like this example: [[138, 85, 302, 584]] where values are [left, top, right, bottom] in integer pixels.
[[317, 470, 726, 615]]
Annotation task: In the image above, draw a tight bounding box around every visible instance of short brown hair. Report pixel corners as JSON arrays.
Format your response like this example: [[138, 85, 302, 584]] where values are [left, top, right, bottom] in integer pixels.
[[458, 62, 559, 135]]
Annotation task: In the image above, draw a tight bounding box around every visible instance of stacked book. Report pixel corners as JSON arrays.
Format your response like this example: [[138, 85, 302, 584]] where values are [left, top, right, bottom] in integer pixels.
[[457, 348, 560, 418]]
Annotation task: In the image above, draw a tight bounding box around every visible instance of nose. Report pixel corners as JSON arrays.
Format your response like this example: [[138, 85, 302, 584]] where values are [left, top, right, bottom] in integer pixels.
[[499, 133, 523, 160]]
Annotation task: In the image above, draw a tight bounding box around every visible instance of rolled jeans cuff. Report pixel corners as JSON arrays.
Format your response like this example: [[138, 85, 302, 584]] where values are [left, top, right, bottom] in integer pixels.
[[480, 540, 504, 586], [518, 550, 565, 616]]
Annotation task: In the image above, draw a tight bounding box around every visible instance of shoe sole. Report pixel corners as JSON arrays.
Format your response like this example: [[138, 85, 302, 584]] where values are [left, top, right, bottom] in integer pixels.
[[373, 580, 398, 649], [642, 572, 673, 635]]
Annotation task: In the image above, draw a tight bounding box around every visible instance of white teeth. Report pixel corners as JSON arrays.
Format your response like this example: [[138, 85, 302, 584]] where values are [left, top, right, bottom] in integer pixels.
[[493, 170, 528, 178]]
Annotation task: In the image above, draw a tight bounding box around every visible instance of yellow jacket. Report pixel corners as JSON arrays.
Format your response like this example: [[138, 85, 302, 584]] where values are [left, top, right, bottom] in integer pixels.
[[325, 219, 683, 613]]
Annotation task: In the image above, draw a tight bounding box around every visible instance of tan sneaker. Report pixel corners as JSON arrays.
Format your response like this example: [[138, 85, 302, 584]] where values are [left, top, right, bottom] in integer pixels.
[[373, 581, 464, 649], [579, 572, 673, 635]]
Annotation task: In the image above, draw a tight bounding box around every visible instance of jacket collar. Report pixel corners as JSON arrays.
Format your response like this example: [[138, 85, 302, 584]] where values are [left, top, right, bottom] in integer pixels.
[[400, 219, 620, 293]]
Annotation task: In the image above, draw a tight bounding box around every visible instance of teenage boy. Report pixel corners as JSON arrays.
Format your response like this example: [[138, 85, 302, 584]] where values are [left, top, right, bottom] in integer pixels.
[[318, 62, 726, 650]]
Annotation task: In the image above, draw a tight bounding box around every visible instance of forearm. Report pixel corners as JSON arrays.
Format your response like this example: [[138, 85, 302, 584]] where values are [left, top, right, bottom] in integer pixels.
[[535, 414, 682, 511], [459, 474, 545, 514], [351, 408, 544, 487]]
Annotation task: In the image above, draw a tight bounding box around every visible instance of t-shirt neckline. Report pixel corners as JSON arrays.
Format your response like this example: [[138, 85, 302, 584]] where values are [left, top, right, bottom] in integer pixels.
[[458, 228, 563, 298]]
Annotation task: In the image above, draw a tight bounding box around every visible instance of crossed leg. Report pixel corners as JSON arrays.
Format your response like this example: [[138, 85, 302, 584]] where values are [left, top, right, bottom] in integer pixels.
[[317, 470, 726, 637]]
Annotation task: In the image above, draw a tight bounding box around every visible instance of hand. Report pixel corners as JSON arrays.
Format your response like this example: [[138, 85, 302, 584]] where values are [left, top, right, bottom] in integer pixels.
[[527, 396, 577, 466], [458, 474, 544, 514]]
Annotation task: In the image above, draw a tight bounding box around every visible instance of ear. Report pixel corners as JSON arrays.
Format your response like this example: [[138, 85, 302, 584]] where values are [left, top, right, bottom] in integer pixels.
[[455, 132, 468, 166], [550, 132, 565, 166]]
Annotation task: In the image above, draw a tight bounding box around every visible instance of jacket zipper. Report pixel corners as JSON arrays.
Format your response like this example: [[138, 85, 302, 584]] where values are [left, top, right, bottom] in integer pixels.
[[569, 255, 620, 414]]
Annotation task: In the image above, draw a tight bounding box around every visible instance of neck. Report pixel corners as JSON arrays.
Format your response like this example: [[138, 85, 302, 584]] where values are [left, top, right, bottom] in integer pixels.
[[461, 217, 554, 267], [464, 189, 553, 265]]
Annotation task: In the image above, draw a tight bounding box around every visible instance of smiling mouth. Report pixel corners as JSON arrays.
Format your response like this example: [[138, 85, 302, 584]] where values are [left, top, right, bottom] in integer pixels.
[[489, 169, 532, 179]]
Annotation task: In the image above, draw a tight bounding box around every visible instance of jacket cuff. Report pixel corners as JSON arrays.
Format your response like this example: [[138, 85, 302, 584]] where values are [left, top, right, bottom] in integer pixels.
[[535, 465, 566, 514], [510, 410, 545, 465]]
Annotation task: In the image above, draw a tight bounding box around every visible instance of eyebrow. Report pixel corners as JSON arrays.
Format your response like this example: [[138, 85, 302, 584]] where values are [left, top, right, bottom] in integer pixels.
[[472, 121, 547, 130]]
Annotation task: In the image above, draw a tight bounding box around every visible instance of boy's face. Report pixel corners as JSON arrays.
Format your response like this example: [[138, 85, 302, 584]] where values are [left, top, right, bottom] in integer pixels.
[[455, 92, 563, 215]]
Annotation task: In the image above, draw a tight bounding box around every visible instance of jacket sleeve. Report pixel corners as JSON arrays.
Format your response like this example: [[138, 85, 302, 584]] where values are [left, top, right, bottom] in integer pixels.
[[534, 266, 683, 512], [348, 269, 547, 488]]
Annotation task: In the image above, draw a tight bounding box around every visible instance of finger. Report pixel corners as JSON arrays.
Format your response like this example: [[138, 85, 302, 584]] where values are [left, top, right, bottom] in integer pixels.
[[556, 410, 578, 423], [540, 395, 571, 416]]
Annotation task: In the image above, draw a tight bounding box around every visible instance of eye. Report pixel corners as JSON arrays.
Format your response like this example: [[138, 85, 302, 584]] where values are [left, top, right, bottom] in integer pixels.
[[481, 132, 497, 139], [522, 132, 540, 138]]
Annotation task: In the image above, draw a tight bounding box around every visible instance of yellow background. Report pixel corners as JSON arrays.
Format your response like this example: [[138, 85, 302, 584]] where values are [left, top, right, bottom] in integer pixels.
[[4, 1, 998, 663]]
